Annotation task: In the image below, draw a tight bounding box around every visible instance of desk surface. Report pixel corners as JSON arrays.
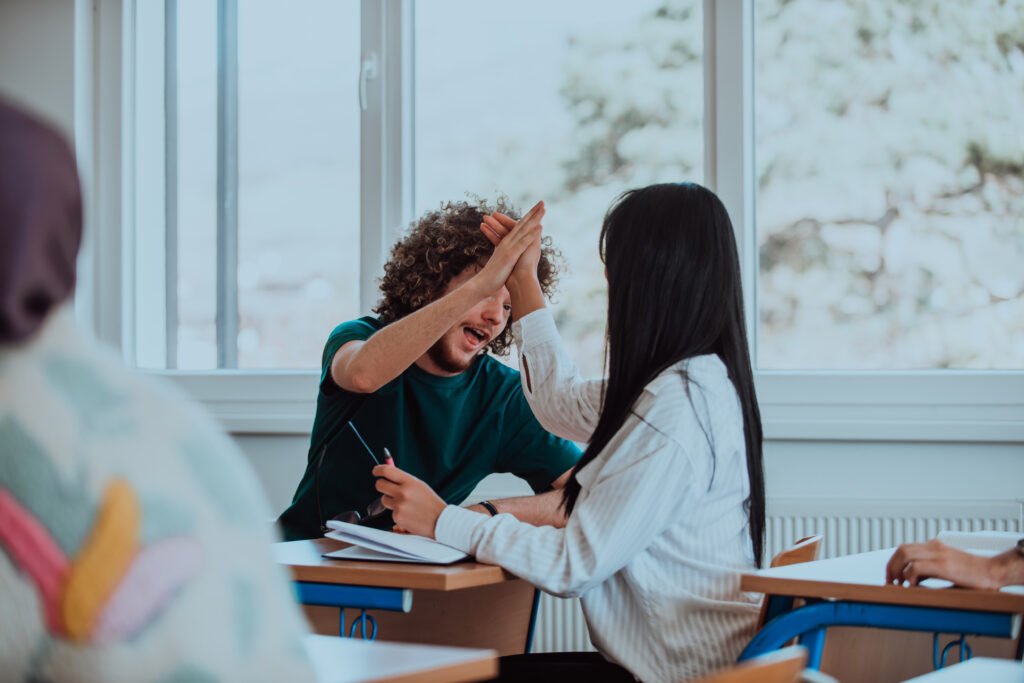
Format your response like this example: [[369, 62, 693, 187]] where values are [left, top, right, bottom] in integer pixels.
[[305, 634, 497, 683], [275, 538, 516, 591], [741, 548, 1024, 614], [901, 657, 1024, 682]]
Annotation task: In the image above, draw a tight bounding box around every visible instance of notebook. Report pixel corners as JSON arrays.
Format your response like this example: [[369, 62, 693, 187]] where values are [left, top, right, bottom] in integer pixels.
[[323, 520, 470, 565]]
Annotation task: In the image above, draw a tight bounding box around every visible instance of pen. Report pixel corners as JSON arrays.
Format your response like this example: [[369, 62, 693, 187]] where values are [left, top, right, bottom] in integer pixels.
[[348, 422, 381, 466], [383, 447, 394, 466]]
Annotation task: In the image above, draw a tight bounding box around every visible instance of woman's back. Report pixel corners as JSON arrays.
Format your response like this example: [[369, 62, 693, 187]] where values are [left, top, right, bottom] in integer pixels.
[[577, 354, 758, 681]]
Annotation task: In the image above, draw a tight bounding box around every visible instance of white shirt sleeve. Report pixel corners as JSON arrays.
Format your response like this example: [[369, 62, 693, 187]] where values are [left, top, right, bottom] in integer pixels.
[[512, 308, 605, 443], [435, 426, 693, 599]]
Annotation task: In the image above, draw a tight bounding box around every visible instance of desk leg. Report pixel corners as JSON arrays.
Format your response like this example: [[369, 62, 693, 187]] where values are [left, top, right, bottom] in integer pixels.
[[294, 582, 411, 640], [524, 589, 542, 655], [763, 595, 795, 624], [798, 627, 826, 669], [303, 579, 536, 656], [740, 601, 1017, 667]]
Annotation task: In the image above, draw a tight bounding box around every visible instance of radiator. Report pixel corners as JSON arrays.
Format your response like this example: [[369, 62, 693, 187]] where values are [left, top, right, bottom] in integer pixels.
[[528, 498, 1024, 653]]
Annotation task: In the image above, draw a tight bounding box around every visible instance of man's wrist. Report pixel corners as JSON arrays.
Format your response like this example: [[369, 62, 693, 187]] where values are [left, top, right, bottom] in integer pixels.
[[466, 501, 500, 516], [456, 274, 489, 301], [989, 548, 1024, 588]]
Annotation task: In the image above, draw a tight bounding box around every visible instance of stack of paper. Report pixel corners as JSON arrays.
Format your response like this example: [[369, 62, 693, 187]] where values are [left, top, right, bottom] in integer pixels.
[[323, 520, 469, 565]]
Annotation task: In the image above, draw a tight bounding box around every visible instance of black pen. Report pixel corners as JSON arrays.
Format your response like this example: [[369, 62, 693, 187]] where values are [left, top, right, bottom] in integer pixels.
[[348, 422, 381, 466]]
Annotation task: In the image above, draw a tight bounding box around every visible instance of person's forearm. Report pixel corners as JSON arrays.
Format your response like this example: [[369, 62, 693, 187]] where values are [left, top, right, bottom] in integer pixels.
[[506, 273, 546, 321], [342, 278, 489, 392], [467, 489, 567, 528], [991, 549, 1024, 587]]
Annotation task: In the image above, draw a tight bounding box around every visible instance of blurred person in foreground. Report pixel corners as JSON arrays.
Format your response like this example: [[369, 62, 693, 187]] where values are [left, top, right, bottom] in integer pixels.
[[887, 538, 1024, 589], [0, 98, 312, 682], [277, 200, 581, 540]]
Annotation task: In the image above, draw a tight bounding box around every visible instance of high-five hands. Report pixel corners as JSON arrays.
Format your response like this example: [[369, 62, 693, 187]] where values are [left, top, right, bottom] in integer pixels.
[[373, 463, 447, 539], [470, 200, 545, 296], [480, 205, 543, 283], [479, 200, 549, 319]]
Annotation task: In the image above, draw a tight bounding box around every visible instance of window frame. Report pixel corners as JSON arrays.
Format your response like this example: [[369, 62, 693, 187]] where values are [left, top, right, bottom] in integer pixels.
[[76, 0, 1024, 442]]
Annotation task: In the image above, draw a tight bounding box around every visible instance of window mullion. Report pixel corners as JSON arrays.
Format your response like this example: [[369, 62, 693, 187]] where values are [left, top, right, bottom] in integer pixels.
[[360, 0, 385, 315], [385, 0, 414, 248], [704, 0, 756, 360], [360, 0, 413, 316], [164, 0, 179, 369], [216, 0, 239, 368]]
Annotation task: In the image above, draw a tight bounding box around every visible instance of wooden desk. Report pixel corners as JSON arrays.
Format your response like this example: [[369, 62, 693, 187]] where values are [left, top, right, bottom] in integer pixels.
[[740, 549, 1024, 682], [901, 657, 1024, 682], [278, 539, 537, 656], [305, 634, 497, 683]]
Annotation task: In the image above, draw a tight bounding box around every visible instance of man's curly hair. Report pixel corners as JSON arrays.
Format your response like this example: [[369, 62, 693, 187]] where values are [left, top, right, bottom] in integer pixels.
[[374, 198, 561, 357]]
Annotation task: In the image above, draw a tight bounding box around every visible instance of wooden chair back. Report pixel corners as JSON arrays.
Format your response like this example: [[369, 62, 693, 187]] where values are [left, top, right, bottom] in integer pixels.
[[690, 646, 808, 683], [756, 535, 824, 629], [770, 535, 823, 569]]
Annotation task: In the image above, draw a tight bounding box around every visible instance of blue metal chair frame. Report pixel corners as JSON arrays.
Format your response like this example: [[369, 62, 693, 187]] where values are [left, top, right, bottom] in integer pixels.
[[739, 597, 1020, 671]]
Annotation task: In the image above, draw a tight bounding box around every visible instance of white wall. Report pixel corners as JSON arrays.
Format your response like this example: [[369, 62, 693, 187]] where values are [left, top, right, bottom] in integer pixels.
[[0, 0, 77, 138], [236, 433, 1024, 521]]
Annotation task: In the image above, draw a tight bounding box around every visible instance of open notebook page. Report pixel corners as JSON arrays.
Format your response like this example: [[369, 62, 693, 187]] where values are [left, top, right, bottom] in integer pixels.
[[324, 520, 469, 564]]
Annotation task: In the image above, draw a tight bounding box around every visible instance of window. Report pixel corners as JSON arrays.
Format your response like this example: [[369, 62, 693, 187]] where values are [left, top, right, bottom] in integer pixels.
[[414, 0, 702, 376], [133, 0, 361, 370], [101, 0, 1019, 439], [755, 0, 1024, 370], [131, 0, 702, 378]]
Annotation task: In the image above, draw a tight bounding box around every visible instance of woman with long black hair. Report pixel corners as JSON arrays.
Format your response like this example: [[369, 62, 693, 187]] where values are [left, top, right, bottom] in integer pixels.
[[375, 183, 766, 683]]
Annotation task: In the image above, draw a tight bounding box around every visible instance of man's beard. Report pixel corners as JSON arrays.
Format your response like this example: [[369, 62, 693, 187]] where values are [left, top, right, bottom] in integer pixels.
[[426, 337, 477, 374]]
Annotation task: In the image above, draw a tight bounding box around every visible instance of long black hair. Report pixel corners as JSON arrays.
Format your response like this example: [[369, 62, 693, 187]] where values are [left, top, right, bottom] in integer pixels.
[[561, 182, 766, 567]]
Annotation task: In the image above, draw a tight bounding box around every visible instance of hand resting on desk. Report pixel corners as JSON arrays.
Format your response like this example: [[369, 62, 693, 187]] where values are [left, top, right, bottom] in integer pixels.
[[886, 538, 1024, 589]]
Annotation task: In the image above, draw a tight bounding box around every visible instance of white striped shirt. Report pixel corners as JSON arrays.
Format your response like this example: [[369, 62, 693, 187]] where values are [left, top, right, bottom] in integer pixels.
[[435, 308, 760, 683]]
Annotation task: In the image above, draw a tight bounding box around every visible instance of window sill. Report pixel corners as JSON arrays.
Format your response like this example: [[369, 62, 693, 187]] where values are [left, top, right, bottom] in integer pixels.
[[153, 370, 1024, 442]]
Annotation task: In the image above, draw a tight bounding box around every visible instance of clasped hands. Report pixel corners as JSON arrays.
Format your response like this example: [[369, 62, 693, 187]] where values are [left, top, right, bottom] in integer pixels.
[[468, 200, 546, 299]]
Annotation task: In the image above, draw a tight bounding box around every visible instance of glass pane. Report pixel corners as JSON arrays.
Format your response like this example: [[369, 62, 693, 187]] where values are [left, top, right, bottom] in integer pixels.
[[755, 0, 1024, 370], [168, 0, 360, 370], [175, 0, 219, 369], [414, 0, 703, 377], [235, 0, 361, 369]]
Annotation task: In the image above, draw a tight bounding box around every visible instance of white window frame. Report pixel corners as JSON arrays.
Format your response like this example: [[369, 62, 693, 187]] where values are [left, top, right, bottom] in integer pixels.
[[76, 0, 1024, 442]]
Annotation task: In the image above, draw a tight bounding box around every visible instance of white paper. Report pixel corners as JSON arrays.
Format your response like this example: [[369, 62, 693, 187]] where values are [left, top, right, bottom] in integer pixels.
[[323, 546, 444, 564], [324, 520, 469, 564], [936, 530, 1020, 552]]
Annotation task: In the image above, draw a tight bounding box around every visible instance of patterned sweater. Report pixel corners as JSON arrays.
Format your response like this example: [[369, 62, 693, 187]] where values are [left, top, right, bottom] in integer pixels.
[[0, 307, 312, 682]]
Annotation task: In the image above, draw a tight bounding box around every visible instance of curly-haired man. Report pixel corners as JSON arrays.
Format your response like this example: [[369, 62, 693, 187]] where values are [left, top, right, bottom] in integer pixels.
[[278, 199, 581, 540]]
